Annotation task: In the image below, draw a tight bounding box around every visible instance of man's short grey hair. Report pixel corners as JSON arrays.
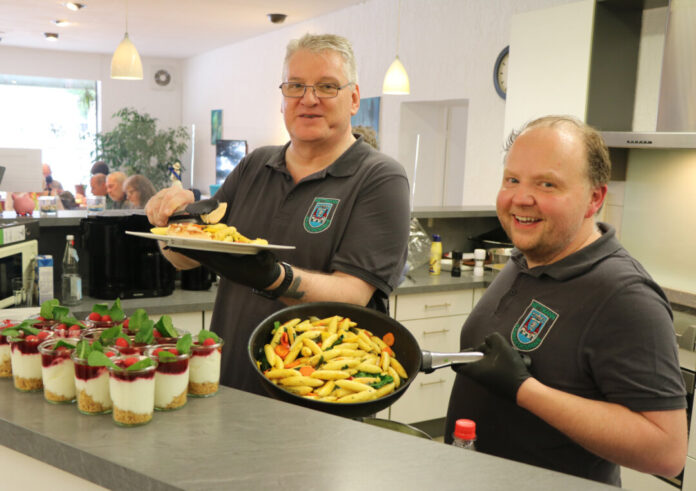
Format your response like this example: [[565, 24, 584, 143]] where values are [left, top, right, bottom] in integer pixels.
[[283, 33, 358, 84]]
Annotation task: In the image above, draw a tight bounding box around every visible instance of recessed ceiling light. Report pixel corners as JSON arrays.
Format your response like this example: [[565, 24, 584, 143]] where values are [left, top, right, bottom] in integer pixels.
[[51, 20, 71, 27], [44, 32, 59, 41], [65, 2, 85, 11]]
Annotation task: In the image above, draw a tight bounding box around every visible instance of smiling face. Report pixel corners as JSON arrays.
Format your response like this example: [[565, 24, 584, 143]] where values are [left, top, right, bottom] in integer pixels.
[[496, 125, 606, 268], [281, 49, 359, 149]]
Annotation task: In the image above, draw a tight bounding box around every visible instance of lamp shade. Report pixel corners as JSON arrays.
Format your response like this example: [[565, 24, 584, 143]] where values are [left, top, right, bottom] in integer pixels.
[[110, 33, 143, 80], [382, 56, 410, 95]]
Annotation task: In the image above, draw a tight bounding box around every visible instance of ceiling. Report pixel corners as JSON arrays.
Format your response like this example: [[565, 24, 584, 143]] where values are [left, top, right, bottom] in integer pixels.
[[0, 0, 367, 59]]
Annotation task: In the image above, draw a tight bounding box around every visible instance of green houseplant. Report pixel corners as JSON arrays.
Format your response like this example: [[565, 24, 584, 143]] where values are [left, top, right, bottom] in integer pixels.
[[93, 108, 189, 189]]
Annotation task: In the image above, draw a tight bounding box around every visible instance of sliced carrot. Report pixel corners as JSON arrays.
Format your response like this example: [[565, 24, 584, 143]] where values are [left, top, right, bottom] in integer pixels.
[[274, 344, 290, 359], [382, 346, 394, 357], [299, 366, 315, 376], [382, 332, 395, 347], [284, 359, 301, 369]]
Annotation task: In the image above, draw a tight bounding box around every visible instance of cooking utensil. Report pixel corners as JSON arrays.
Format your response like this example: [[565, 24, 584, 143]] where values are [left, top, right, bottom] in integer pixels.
[[169, 198, 224, 224], [248, 302, 484, 419]]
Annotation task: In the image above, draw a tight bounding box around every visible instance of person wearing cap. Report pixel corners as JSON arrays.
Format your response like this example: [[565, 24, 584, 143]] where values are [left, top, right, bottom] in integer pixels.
[[146, 33, 410, 396]]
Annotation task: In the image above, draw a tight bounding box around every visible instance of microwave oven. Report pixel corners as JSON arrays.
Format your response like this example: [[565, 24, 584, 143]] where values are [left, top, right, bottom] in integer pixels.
[[0, 239, 38, 309]]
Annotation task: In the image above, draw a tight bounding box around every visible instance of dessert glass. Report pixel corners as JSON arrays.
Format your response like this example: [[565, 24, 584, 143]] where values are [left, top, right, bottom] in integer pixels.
[[188, 338, 224, 398], [146, 345, 190, 411], [108, 356, 157, 426], [9, 331, 54, 392], [72, 347, 119, 415], [0, 327, 13, 378], [39, 338, 79, 404]]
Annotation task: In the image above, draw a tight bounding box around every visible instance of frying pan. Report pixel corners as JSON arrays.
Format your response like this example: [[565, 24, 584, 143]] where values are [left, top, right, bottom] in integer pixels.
[[248, 302, 483, 419]]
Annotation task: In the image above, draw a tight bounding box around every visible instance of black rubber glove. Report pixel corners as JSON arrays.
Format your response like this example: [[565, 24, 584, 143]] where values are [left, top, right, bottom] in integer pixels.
[[452, 332, 532, 402], [168, 247, 281, 291]]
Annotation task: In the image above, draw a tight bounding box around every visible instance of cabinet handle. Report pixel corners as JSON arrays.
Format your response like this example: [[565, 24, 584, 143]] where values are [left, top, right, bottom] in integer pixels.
[[423, 329, 450, 335], [423, 302, 451, 310], [420, 379, 446, 387]]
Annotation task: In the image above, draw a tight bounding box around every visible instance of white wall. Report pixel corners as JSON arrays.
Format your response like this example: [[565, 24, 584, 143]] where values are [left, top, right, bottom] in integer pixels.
[[0, 46, 183, 149], [182, 0, 574, 204]]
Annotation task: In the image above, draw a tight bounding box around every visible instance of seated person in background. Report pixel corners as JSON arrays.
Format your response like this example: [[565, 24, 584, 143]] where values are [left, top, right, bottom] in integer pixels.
[[42, 164, 63, 196], [124, 174, 157, 208], [90, 173, 107, 197], [106, 171, 130, 209], [59, 191, 78, 210], [352, 125, 378, 149], [91, 161, 109, 176]]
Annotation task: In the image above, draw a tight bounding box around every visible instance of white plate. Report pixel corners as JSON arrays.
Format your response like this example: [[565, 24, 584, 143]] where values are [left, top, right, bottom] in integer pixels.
[[125, 231, 295, 255]]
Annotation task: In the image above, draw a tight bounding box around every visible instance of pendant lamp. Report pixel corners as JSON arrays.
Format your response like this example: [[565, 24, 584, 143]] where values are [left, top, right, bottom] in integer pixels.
[[382, 0, 410, 94], [110, 0, 143, 80]]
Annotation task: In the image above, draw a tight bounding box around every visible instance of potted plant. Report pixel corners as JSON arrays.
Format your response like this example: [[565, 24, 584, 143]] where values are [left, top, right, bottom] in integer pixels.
[[93, 108, 189, 189]]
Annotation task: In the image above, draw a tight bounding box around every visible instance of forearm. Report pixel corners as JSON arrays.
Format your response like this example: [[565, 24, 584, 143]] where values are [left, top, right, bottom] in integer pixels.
[[158, 242, 201, 270], [517, 378, 687, 476], [266, 265, 375, 307]]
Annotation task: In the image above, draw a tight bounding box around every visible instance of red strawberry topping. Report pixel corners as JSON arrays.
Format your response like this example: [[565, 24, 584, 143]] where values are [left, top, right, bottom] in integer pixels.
[[69, 324, 81, 332], [37, 330, 51, 340], [168, 348, 179, 355], [124, 356, 139, 367], [123, 319, 129, 328], [101, 314, 112, 322], [115, 337, 129, 347], [105, 351, 116, 358], [55, 323, 67, 331], [153, 330, 162, 338], [203, 337, 216, 346], [25, 335, 39, 343], [88, 312, 101, 321]]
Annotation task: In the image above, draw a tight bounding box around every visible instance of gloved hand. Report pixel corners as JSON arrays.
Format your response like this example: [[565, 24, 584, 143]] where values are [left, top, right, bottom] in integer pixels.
[[168, 247, 281, 291], [452, 332, 532, 402]]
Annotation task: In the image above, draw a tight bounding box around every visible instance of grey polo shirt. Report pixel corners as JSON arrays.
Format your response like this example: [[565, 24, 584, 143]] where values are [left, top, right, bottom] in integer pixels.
[[445, 223, 686, 485], [210, 137, 411, 394]]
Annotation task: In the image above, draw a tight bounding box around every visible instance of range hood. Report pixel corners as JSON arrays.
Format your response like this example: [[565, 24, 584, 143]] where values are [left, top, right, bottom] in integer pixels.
[[601, 0, 696, 149]]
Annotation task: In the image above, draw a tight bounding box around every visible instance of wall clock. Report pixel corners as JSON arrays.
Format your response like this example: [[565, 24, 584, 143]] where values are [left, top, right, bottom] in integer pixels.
[[493, 46, 509, 100]]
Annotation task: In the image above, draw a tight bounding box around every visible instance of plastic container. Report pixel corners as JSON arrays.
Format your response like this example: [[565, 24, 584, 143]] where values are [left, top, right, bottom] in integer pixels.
[[452, 419, 477, 450], [61, 234, 82, 306], [451, 251, 462, 277], [429, 234, 442, 275]]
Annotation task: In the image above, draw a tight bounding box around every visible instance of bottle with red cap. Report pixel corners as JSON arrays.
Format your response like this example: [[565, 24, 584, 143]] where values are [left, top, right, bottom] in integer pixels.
[[452, 419, 476, 450]]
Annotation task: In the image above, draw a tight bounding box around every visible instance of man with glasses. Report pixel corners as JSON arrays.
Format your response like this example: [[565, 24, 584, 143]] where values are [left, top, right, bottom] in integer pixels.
[[146, 33, 410, 395]]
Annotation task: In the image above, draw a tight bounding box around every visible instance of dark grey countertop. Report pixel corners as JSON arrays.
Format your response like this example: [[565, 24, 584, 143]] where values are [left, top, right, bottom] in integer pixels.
[[0, 381, 612, 490]]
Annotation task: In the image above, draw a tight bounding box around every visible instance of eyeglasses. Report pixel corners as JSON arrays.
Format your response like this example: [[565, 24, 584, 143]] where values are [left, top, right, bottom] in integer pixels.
[[279, 82, 354, 99]]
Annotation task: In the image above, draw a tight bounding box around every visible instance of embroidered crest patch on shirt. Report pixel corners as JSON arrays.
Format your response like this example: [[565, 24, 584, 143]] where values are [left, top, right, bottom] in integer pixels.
[[304, 197, 339, 233], [511, 299, 559, 351]]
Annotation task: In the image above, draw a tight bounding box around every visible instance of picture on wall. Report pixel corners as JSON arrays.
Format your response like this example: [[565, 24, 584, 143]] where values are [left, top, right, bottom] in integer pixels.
[[211, 109, 222, 144], [216, 139, 248, 184], [351, 96, 380, 148]]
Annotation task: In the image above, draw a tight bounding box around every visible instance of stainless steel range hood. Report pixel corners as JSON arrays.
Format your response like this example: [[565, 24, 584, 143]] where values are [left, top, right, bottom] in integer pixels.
[[601, 0, 696, 148]]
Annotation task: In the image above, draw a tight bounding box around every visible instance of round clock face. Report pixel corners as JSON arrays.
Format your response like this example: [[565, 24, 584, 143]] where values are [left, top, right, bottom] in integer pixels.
[[494, 46, 509, 100], [154, 69, 171, 87]]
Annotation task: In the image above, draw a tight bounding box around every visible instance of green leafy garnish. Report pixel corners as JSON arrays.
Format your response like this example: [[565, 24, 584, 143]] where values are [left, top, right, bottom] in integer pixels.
[[87, 350, 117, 368], [176, 333, 192, 354], [60, 317, 87, 329], [271, 321, 281, 334], [369, 374, 394, 389], [2, 323, 40, 338], [127, 358, 154, 371], [110, 298, 125, 322], [92, 303, 110, 317], [198, 330, 220, 344], [40, 299, 61, 319], [75, 340, 90, 359], [98, 325, 122, 345], [54, 340, 76, 350], [134, 323, 155, 345], [154, 315, 178, 338], [158, 351, 176, 362], [1, 328, 20, 338], [127, 309, 150, 333], [258, 350, 271, 371], [53, 306, 70, 322]]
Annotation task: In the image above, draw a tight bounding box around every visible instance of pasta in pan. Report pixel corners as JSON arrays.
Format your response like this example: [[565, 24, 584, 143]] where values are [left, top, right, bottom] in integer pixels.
[[256, 316, 408, 404]]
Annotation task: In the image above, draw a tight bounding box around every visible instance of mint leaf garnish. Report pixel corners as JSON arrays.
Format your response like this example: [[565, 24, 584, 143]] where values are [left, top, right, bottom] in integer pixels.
[[1, 328, 20, 338], [75, 340, 90, 359], [53, 306, 70, 322], [99, 325, 122, 344], [128, 308, 149, 332], [40, 299, 60, 319], [109, 298, 125, 322], [92, 303, 109, 317], [87, 350, 117, 368], [158, 351, 176, 361], [134, 323, 155, 345], [61, 317, 87, 329], [127, 358, 154, 371], [155, 315, 178, 338], [54, 340, 76, 350], [176, 333, 192, 354], [198, 330, 220, 344]]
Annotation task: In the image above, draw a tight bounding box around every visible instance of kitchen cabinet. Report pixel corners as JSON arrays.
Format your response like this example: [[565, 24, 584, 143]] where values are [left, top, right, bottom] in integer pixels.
[[168, 311, 205, 335], [387, 290, 474, 424]]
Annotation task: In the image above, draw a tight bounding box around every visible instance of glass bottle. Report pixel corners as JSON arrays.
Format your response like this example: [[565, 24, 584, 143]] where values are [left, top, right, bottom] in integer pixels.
[[452, 419, 476, 450], [61, 234, 82, 306]]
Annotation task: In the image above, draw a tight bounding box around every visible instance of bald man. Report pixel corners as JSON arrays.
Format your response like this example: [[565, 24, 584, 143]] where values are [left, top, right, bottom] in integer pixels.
[[106, 171, 129, 209]]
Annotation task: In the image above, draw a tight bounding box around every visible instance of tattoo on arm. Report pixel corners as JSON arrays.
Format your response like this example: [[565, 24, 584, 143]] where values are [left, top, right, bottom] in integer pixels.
[[283, 274, 305, 300]]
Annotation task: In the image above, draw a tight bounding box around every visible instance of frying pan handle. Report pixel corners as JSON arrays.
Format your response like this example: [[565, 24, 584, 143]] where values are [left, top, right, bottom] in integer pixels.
[[420, 350, 484, 374]]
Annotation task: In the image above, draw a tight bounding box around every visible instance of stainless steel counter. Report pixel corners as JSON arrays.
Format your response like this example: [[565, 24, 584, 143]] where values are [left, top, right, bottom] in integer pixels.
[[0, 381, 613, 490]]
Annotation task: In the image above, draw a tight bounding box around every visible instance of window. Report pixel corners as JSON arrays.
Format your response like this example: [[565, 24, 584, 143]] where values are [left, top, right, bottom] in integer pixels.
[[0, 74, 98, 197]]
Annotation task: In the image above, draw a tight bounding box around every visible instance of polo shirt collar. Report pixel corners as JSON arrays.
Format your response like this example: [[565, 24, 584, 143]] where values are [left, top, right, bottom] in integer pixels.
[[265, 136, 369, 178], [511, 222, 623, 281]]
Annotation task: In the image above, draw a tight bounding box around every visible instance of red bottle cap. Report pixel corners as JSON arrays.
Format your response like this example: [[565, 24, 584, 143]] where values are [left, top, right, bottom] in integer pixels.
[[454, 419, 476, 440]]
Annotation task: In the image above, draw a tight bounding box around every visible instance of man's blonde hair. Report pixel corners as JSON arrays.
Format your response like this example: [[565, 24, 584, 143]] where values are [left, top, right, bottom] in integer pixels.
[[283, 33, 358, 84]]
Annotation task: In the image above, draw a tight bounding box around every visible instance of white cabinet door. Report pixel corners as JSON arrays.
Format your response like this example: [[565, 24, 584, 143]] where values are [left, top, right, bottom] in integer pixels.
[[389, 314, 466, 424], [168, 312, 203, 335], [395, 290, 473, 322]]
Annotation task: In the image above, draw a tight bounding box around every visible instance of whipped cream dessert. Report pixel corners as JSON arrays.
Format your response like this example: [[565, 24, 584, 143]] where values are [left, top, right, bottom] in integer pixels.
[[39, 339, 78, 404], [108, 356, 157, 426], [189, 340, 223, 397], [147, 345, 189, 411], [74, 360, 113, 414], [0, 329, 11, 378], [10, 331, 53, 392]]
